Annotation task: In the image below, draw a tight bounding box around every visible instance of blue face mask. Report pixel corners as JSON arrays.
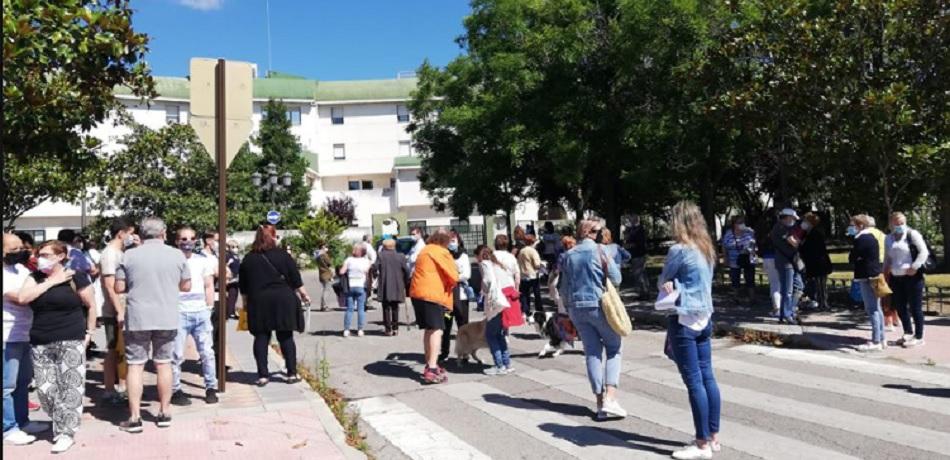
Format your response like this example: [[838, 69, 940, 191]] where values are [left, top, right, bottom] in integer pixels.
[[846, 226, 857, 237], [448, 243, 459, 252], [893, 224, 907, 234]]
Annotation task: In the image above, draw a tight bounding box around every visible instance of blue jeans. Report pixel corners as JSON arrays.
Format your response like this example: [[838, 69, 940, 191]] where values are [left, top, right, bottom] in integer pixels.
[[2, 342, 32, 436], [669, 317, 721, 440], [569, 307, 622, 394], [345, 287, 367, 330], [777, 265, 803, 320], [484, 314, 510, 368], [173, 309, 218, 392], [857, 280, 884, 344]]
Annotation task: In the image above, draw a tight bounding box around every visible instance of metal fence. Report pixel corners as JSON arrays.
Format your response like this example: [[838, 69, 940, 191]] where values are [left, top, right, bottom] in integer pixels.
[[714, 270, 949, 316]]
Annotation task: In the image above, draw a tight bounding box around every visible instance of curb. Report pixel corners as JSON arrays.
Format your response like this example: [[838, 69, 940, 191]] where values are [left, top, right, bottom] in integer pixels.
[[265, 345, 367, 460], [630, 309, 819, 348]]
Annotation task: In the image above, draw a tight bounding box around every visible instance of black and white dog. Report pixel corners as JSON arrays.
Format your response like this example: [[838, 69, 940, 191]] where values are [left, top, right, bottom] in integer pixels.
[[532, 311, 571, 358]]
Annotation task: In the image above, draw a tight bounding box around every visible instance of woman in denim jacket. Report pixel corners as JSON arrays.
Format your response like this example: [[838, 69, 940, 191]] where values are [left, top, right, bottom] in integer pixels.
[[557, 220, 625, 420], [658, 201, 721, 460]]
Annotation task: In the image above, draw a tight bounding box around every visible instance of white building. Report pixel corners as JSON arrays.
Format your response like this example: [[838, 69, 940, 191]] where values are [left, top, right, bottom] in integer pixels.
[[10, 67, 546, 242]]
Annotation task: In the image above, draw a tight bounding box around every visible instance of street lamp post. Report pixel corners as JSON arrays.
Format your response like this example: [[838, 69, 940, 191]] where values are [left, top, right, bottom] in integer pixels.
[[250, 162, 293, 207]]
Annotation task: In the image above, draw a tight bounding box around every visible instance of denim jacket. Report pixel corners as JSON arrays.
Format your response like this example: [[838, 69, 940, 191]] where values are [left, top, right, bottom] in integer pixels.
[[558, 239, 622, 309], [657, 244, 714, 316]]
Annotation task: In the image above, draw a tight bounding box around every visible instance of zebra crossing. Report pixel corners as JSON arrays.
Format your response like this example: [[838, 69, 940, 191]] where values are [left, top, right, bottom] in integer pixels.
[[350, 339, 950, 460]]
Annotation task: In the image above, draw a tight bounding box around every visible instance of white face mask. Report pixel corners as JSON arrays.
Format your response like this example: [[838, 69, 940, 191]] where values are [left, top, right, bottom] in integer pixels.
[[37, 257, 57, 274], [800, 222, 812, 231]]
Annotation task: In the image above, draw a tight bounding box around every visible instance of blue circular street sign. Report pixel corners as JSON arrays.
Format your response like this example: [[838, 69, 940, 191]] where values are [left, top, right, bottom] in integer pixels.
[[266, 210, 281, 225]]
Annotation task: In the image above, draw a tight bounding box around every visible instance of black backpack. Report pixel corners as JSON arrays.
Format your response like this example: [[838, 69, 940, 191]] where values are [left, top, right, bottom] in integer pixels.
[[908, 231, 938, 274]]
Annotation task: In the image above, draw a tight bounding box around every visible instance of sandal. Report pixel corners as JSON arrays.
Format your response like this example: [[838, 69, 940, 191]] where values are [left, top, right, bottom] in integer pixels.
[[286, 375, 301, 384], [256, 378, 269, 387]]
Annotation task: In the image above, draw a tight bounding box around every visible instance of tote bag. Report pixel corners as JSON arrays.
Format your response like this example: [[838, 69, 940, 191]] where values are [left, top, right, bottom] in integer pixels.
[[599, 248, 632, 336]]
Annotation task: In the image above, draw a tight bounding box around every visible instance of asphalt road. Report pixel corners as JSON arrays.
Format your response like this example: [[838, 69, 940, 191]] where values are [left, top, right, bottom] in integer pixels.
[[295, 271, 950, 460]]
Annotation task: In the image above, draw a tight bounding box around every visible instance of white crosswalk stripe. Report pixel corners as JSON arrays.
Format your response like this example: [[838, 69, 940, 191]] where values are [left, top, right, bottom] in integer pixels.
[[714, 357, 950, 414], [519, 368, 861, 460], [438, 381, 658, 460], [352, 395, 491, 460], [731, 344, 950, 386], [633, 365, 950, 456]]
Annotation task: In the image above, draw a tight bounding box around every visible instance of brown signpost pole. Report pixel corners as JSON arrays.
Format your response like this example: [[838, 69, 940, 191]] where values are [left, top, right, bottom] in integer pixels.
[[215, 58, 228, 393]]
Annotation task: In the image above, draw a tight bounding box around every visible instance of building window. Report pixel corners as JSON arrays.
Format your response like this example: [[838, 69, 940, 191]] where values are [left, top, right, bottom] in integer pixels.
[[331, 107, 344, 125], [361, 180, 373, 190], [165, 105, 180, 124], [19, 229, 46, 244], [287, 107, 302, 126], [407, 220, 428, 235], [348, 181, 360, 191], [333, 144, 345, 160], [347, 180, 373, 191], [397, 104, 409, 123], [398, 140, 411, 157]]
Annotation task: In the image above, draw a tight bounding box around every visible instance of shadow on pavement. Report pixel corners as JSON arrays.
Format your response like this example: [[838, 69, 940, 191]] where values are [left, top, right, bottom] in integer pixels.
[[483, 393, 595, 419], [539, 422, 680, 455], [882, 384, 950, 399]]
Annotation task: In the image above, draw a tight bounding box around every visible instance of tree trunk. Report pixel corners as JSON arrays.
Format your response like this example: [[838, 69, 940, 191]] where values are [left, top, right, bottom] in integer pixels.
[[941, 188, 950, 269], [699, 180, 717, 236], [604, 178, 621, 241]]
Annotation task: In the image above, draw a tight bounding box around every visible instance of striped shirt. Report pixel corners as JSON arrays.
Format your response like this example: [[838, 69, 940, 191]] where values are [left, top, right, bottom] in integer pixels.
[[722, 229, 756, 268]]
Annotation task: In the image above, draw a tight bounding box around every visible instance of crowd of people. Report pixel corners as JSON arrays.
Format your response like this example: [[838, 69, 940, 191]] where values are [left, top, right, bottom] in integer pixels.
[[3, 203, 935, 459]]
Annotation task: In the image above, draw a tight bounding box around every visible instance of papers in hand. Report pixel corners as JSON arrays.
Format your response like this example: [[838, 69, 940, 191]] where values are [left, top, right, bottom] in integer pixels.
[[654, 289, 679, 311]]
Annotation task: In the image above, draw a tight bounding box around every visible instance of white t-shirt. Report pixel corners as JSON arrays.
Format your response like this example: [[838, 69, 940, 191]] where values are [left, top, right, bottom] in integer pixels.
[[678, 311, 711, 331], [179, 254, 213, 312], [2, 263, 33, 343], [344, 257, 372, 287], [494, 251, 519, 282], [363, 242, 378, 263], [99, 245, 123, 318]]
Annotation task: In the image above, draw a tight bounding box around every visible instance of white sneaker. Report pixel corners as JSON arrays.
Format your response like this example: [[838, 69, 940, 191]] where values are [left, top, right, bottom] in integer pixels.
[[21, 421, 50, 434], [51, 435, 74, 454], [342, 330, 350, 337], [902, 338, 923, 348], [710, 440, 722, 452], [885, 325, 896, 332], [857, 342, 883, 352], [357, 330, 365, 337], [600, 398, 627, 418], [672, 443, 713, 460], [3, 430, 36, 446]]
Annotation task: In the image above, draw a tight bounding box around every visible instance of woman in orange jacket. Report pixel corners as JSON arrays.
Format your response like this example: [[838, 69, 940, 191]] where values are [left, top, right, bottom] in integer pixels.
[[409, 228, 459, 384]]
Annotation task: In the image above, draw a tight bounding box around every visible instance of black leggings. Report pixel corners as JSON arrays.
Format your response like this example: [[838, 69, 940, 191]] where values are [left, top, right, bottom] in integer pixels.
[[253, 331, 296, 379], [440, 299, 470, 358]]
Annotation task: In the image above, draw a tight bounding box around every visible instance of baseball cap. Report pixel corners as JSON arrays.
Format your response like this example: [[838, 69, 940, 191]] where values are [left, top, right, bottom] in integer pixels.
[[779, 208, 799, 220]]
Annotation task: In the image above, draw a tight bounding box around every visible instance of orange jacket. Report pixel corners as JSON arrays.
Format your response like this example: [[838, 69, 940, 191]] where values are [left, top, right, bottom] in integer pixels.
[[409, 244, 459, 309]]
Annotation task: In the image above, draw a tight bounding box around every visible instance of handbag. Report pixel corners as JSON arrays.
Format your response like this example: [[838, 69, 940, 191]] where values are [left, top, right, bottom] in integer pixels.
[[869, 274, 893, 298], [500, 286, 524, 328], [259, 252, 306, 333], [598, 247, 632, 336], [236, 308, 249, 331], [908, 231, 938, 275]]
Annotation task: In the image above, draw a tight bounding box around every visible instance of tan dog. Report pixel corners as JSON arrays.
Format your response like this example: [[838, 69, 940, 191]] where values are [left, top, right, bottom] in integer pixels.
[[455, 319, 488, 364]]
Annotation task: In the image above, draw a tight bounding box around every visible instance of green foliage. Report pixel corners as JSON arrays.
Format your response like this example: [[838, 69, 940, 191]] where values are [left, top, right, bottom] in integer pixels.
[[251, 99, 311, 226], [2, 0, 155, 225], [412, 0, 948, 242], [94, 122, 219, 230], [297, 209, 348, 268]]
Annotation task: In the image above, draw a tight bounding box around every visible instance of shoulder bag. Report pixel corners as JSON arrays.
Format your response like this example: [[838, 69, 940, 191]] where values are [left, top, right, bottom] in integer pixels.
[[598, 247, 632, 336], [259, 252, 307, 333], [908, 230, 938, 275]]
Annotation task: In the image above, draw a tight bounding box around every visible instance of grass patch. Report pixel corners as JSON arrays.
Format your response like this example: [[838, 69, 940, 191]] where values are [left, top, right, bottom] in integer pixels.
[[297, 346, 373, 459]]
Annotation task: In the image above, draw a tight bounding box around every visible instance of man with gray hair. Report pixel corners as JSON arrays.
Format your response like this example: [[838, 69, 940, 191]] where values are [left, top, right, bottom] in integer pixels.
[[115, 217, 191, 433]]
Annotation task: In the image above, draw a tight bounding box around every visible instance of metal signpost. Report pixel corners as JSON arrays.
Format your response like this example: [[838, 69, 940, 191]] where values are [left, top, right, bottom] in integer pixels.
[[190, 58, 253, 392]]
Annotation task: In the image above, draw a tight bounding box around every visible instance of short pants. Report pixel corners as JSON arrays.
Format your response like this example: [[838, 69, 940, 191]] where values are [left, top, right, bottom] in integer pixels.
[[411, 298, 449, 331], [124, 329, 177, 365]]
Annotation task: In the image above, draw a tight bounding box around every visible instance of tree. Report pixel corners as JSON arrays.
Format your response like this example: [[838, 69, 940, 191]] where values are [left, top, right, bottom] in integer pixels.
[[251, 99, 311, 226], [2, 0, 154, 225], [324, 195, 356, 227], [94, 122, 219, 230], [297, 209, 348, 267]]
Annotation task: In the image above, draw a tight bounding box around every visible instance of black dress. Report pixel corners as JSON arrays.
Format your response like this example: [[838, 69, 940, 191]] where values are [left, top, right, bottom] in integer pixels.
[[238, 249, 303, 334]]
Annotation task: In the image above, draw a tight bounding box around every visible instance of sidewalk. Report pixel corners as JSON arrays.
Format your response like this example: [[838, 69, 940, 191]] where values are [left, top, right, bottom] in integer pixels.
[[624, 292, 950, 368], [3, 324, 363, 459]]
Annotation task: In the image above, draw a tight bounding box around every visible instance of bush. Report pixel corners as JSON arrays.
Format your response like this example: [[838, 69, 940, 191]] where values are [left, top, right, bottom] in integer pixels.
[[298, 209, 349, 268]]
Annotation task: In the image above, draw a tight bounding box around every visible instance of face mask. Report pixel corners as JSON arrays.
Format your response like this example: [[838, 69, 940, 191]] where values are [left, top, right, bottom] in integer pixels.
[[800, 222, 812, 231], [123, 234, 135, 247], [3, 250, 30, 266], [412, 234, 421, 242], [783, 219, 795, 227], [37, 257, 57, 274], [893, 224, 907, 234], [448, 242, 459, 252], [846, 225, 857, 237], [179, 241, 195, 252], [736, 224, 747, 231]]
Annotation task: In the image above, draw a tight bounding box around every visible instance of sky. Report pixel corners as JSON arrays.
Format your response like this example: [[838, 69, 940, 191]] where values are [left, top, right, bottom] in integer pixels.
[[132, 0, 471, 80]]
